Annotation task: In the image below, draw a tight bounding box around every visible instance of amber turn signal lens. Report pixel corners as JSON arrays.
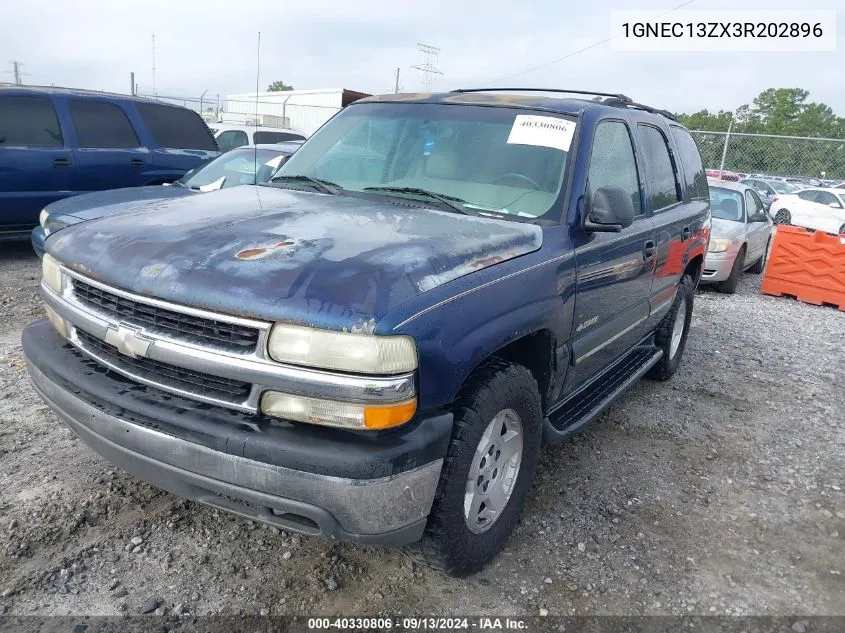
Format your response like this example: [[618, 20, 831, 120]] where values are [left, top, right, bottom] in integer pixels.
[[363, 399, 417, 429]]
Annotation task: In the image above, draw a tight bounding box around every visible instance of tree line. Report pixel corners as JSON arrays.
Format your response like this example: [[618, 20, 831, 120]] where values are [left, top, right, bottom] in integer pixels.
[[676, 89, 845, 179]]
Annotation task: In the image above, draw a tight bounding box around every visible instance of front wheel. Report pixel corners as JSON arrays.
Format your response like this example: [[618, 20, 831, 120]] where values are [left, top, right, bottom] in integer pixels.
[[421, 360, 542, 576], [647, 274, 693, 381], [715, 247, 745, 295]]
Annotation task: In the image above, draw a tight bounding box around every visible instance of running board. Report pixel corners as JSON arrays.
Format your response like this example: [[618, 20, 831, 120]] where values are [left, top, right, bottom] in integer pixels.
[[542, 346, 663, 444]]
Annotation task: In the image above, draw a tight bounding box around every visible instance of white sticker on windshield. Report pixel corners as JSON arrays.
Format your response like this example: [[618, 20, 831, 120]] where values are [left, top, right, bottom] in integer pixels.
[[507, 115, 575, 152]]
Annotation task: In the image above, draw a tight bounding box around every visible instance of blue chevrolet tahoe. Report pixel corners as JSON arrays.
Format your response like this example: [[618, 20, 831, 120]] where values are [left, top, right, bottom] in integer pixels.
[[0, 85, 220, 241], [22, 89, 711, 575]]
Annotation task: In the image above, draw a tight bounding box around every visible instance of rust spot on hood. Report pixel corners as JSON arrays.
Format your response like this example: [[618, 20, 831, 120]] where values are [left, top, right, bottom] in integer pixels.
[[236, 241, 294, 260]]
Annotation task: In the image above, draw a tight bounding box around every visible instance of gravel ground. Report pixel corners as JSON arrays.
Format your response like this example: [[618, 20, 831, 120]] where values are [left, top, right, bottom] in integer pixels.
[[0, 240, 843, 618]]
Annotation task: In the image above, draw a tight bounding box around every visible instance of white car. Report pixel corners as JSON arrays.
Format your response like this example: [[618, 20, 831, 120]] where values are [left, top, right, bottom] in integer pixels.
[[769, 188, 845, 235], [208, 122, 307, 152]]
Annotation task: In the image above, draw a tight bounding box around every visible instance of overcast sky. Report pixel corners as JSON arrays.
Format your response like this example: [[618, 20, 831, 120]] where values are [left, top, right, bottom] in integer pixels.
[[3, 0, 843, 116]]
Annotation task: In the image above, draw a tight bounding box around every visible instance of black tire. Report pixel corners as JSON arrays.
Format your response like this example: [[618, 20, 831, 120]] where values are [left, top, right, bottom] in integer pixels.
[[421, 359, 542, 576], [748, 239, 770, 274], [839, 224, 845, 235], [647, 273, 693, 382], [774, 209, 791, 225], [715, 246, 745, 294]]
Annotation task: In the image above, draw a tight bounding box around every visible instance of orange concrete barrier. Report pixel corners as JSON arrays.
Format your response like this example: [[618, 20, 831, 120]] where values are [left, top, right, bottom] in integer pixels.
[[760, 226, 845, 311]]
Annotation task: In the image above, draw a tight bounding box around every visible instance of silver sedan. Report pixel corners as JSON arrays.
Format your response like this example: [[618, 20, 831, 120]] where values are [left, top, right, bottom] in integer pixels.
[[701, 179, 773, 294]]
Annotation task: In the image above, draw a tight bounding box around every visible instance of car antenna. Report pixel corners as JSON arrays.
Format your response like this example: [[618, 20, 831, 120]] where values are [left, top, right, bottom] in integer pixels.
[[254, 31, 261, 182]]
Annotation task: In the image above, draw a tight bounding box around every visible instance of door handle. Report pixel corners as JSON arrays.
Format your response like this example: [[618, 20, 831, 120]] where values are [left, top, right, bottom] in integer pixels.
[[130, 159, 145, 167], [682, 226, 691, 241], [52, 158, 72, 168], [643, 240, 656, 259]]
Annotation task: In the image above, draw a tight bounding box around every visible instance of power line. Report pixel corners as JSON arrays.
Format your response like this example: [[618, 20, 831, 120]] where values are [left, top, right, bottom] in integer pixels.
[[476, 0, 698, 86], [410, 43, 443, 92]]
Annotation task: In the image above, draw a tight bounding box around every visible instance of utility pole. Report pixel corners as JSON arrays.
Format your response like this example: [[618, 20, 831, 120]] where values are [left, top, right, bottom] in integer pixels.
[[410, 43, 443, 92], [130, 72, 135, 95], [9, 60, 26, 85], [394, 67, 400, 94], [718, 118, 733, 177], [151, 34, 157, 96]]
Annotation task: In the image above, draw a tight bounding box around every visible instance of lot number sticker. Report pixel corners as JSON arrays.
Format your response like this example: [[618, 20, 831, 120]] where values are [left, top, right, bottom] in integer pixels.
[[507, 115, 576, 152]]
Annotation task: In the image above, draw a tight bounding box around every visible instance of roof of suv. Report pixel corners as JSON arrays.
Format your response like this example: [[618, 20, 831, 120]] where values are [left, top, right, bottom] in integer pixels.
[[358, 89, 678, 122], [0, 83, 170, 105]]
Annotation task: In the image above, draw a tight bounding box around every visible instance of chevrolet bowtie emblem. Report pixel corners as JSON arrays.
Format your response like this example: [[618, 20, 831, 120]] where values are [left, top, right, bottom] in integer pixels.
[[103, 324, 152, 359]]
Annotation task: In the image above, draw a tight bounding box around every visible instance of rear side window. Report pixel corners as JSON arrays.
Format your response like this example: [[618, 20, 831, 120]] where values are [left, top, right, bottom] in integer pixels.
[[217, 130, 249, 152], [69, 100, 139, 148], [797, 190, 817, 202], [670, 126, 708, 200], [253, 131, 306, 144], [0, 95, 63, 146], [638, 124, 681, 211], [587, 120, 642, 216], [815, 191, 842, 207], [135, 103, 217, 150]]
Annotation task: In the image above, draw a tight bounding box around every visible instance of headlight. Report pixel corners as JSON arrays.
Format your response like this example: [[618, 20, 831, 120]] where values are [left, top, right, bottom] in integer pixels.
[[266, 323, 417, 374], [708, 238, 732, 253], [260, 391, 416, 430], [39, 209, 49, 228], [42, 253, 63, 293]]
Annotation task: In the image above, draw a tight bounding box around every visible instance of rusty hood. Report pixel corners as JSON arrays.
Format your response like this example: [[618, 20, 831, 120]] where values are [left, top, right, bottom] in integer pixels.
[[45, 186, 542, 330]]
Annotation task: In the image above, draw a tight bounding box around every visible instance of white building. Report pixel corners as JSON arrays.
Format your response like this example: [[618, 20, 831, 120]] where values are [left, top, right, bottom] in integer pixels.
[[221, 88, 370, 136]]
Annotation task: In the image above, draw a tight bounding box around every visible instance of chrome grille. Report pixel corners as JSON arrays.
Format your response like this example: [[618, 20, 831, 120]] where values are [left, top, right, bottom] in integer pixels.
[[76, 329, 252, 405], [71, 279, 260, 353]]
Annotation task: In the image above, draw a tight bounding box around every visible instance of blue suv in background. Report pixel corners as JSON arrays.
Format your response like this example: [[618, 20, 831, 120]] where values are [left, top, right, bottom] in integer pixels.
[[0, 85, 220, 241]]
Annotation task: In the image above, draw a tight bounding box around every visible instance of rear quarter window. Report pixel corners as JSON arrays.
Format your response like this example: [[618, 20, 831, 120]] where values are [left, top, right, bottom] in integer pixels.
[[669, 126, 708, 200], [135, 103, 218, 151]]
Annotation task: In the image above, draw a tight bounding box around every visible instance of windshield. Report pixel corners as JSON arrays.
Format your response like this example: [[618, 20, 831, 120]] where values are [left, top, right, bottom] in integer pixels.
[[768, 180, 798, 194], [710, 187, 745, 222], [180, 148, 289, 190], [274, 102, 576, 221]]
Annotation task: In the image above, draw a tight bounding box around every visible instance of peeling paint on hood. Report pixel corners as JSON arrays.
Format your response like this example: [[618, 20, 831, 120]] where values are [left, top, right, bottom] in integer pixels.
[[46, 186, 542, 331]]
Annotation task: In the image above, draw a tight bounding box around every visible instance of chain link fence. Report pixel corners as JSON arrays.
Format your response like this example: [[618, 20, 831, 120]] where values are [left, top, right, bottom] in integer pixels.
[[690, 130, 845, 181]]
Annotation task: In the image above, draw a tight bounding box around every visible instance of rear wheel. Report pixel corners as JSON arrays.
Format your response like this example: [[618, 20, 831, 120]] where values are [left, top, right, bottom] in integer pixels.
[[647, 274, 693, 381], [715, 247, 745, 294], [774, 209, 791, 225], [421, 360, 542, 576], [748, 238, 770, 274], [839, 223, 845, 235]]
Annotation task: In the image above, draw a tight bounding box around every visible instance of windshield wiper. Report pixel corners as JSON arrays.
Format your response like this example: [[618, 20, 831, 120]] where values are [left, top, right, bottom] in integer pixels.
[[269, 175, 342, 195], [363, 186, 476, 215]]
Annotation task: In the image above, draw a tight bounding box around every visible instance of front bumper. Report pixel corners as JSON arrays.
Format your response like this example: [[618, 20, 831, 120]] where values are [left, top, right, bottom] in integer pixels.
[[701, 250, 739, 283], [23, 320, 450, 545]]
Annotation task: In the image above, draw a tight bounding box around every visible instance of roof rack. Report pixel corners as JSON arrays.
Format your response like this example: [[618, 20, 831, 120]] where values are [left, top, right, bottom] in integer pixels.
[[452, 87, 633, 101], [601, 97, 677, 122], [452, 87, 677, 122]]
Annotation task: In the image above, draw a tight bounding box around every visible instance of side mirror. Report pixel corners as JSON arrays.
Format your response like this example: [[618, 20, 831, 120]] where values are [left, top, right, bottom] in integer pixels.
[[584, 186, 635, 232], [829, 202, 842, 209], [748, 213, 769, 223]]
